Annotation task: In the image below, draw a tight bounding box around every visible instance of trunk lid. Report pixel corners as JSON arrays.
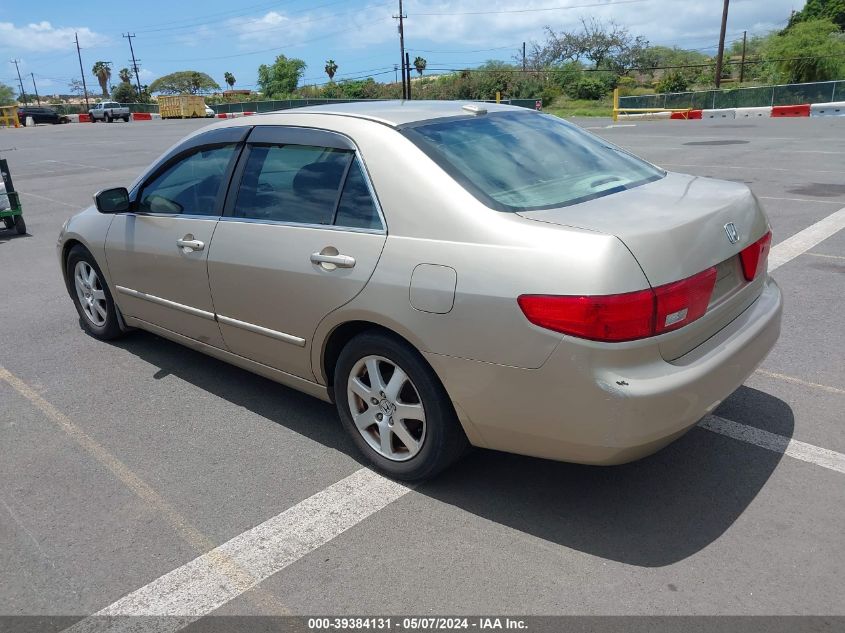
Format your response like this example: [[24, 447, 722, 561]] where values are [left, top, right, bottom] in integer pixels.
[[517, 172, 771, 359]]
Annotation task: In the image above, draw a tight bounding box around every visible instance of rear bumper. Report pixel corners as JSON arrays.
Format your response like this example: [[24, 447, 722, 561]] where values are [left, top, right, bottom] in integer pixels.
[[426, 277, 782, 464]]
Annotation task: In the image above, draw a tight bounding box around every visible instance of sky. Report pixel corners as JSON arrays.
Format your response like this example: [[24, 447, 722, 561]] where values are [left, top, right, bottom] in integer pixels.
[[1, 0, 803, 96]]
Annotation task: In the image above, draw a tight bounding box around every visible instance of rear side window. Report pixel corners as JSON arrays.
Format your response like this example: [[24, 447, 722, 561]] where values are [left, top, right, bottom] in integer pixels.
[[234, 144, 382, 230], [137, 144, 237, 215], [334, 160, 381, 230], [403, 111, 664, 212]]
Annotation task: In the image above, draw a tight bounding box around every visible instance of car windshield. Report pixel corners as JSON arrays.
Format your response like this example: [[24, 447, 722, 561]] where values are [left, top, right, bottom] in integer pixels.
[[402, 111, 664, 212]]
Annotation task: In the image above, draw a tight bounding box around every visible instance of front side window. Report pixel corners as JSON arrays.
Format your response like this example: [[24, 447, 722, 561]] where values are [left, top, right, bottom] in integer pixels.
[[137, 144, 237, 215], [234, 144, 381, 230], [403, 111, 664, 212]]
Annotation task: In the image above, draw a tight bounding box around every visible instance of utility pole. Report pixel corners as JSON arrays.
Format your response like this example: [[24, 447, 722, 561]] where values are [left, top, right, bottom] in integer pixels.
[[11, 59, 27, 105], [522, 42, 527, 72], [405, 51, 412, 100], [123, 33, 143, 96], [714, 0, 730, 89], [394, 64, 399, 84], [75, 33, 91, 110], [30, 73, 40, 105], [393, 0, 408, 99], [739, 30, 747, 84]]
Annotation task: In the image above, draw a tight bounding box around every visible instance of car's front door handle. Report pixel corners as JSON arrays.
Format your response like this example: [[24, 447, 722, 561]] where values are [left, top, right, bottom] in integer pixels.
[[310, 252, 356, 269], [177, 237, 205, 252]]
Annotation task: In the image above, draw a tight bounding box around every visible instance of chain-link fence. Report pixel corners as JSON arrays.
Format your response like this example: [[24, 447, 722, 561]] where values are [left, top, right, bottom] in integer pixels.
[[38, 97, 540, 116], [619, 80, 845, 110]]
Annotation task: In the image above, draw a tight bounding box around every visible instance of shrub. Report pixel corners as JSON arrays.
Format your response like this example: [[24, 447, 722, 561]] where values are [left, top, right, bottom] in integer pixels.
[[568, 77, 608, 100]]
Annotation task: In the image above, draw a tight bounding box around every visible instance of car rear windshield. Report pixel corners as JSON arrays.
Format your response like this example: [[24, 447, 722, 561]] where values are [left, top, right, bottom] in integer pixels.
[[402, 111, 664, 212]]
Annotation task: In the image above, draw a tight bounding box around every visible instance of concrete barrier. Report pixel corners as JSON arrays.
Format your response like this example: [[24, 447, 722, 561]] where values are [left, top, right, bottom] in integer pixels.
[[771, 104, 811, 117], [132, 112, 152, 121], [65, 114, 80, 123], [79, 113, 92, 123], [810, 101, 845, 117], [670, 110, 702, 120], [735, 106, 772, 118], [702, 108, 736, 119]]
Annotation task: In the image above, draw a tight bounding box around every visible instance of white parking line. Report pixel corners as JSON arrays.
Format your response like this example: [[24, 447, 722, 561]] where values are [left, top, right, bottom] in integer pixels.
[[66, 468, 410, 631], [768, 207, 845, 271], [758, 196, 843, 205], [700, 415, 845, 475]]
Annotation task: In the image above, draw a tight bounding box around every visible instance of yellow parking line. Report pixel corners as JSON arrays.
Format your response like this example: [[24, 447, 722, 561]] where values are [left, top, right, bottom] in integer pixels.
[[754, 369, 845, 396], [0, 365, 288, 614]]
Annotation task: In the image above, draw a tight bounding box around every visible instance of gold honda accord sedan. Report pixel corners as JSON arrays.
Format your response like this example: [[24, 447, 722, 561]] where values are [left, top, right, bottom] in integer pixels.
[[58, 101, 782, 480]]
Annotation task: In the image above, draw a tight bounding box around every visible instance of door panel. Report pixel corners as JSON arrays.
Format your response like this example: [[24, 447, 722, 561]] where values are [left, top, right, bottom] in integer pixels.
[[208, 222, 385, 378], [207, 131, 386, 379], [106, 215, 225, 347], [104, 141, 241, 347]]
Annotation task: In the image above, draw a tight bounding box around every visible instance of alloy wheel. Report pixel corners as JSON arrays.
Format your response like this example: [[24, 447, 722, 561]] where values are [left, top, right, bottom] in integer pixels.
[[347, 355, 427, 461], [74, 261, 108, 327]]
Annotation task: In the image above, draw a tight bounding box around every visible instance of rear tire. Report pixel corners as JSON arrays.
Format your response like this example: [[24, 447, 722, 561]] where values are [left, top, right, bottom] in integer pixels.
[[334, 331, 468, 481], [13, 215, 25, 235], [3, 217, 13, 230], [123, 115, 130, 122], [65, 246, 124, 340]]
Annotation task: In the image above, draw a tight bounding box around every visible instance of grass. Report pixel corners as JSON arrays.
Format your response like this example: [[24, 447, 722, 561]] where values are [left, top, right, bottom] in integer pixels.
[[544, 96, 613, 118]]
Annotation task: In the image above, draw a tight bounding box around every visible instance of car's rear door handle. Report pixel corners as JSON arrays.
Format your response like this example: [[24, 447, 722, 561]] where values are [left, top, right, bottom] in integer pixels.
[[310, 252, 356, 269], [177, 238, 205, 252]]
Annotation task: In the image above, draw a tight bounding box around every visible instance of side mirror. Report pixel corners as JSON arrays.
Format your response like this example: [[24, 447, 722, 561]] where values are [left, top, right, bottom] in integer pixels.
[[94, 187, 130, 214]]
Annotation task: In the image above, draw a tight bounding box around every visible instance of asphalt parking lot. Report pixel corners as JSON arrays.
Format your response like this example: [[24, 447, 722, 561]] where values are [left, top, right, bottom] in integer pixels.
[[1, 115, 843, 628]]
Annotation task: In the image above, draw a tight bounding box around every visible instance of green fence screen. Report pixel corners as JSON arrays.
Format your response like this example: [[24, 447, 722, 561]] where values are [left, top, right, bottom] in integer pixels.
[[619, 80, 844, 110]]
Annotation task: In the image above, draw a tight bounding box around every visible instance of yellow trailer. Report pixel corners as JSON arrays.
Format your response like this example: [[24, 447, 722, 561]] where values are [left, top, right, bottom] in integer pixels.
[[0, 105, 21, 128], [158, 95, 207, 119]]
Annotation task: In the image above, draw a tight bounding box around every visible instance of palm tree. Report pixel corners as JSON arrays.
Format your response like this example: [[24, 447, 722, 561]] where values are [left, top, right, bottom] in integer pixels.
[[118, 68, 132, 84], [224, 72, 236, 89], [92, 61, 111, 98], [325, 59, 338, 81], [413, 56, 427, 77]]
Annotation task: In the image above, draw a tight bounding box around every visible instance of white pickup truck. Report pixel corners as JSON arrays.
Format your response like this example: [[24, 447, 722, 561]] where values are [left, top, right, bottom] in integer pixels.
[[89, 102, 131, 123]]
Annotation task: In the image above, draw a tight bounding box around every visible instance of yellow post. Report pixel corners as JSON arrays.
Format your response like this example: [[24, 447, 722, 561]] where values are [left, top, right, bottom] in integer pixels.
[[612, 87, 619, 122], [496, 91, 501, 104]]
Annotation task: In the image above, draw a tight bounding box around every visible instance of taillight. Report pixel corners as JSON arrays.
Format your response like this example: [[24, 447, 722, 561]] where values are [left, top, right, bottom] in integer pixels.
[[518, 267, 718, 342], [739, 231, 772, 281]]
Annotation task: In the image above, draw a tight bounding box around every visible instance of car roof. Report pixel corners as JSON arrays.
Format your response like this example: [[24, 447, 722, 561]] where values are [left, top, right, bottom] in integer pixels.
[[249, 100, 536, 128]]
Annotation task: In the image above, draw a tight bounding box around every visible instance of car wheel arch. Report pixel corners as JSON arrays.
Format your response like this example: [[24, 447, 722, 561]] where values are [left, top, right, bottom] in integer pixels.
[[319, 320, 428, 396]]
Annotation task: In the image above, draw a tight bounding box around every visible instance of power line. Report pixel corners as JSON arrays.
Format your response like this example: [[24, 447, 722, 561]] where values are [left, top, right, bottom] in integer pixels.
[[412, 0, 650, 16]]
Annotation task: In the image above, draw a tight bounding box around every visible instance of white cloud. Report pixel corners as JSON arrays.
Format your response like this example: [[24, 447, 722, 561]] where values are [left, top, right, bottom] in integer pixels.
[[0, 21, 109, 52], [228, 10, 318, 46]]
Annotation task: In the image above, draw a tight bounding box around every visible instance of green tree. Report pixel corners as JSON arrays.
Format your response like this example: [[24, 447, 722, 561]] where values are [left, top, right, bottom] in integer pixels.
[[224, 71, 236, 89], [92, 61, 111, 98], [111, 82, 138, 103], [790, 0, 845, 31], [657, 72, 690, 93], [764, 18, 845, 82], [413, 56, 427, 76], [324, 59, 338, 81], [118, 68, 132, 84], [0, 82, 15, 105], [258, 55, 306, 98], [148, 71, 220, 94]]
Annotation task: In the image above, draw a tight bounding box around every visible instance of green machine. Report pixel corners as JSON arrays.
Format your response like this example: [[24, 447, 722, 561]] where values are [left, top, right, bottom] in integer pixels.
[[0, 156, 26, 235]]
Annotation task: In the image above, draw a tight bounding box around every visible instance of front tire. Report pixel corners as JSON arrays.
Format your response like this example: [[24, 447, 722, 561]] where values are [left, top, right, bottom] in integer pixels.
[[13, 215, 25, 235], [65, 246, 124, 340], [3, 217, 13, 230], [334, 331, 467, 481], [104, 113, 111, 123]]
